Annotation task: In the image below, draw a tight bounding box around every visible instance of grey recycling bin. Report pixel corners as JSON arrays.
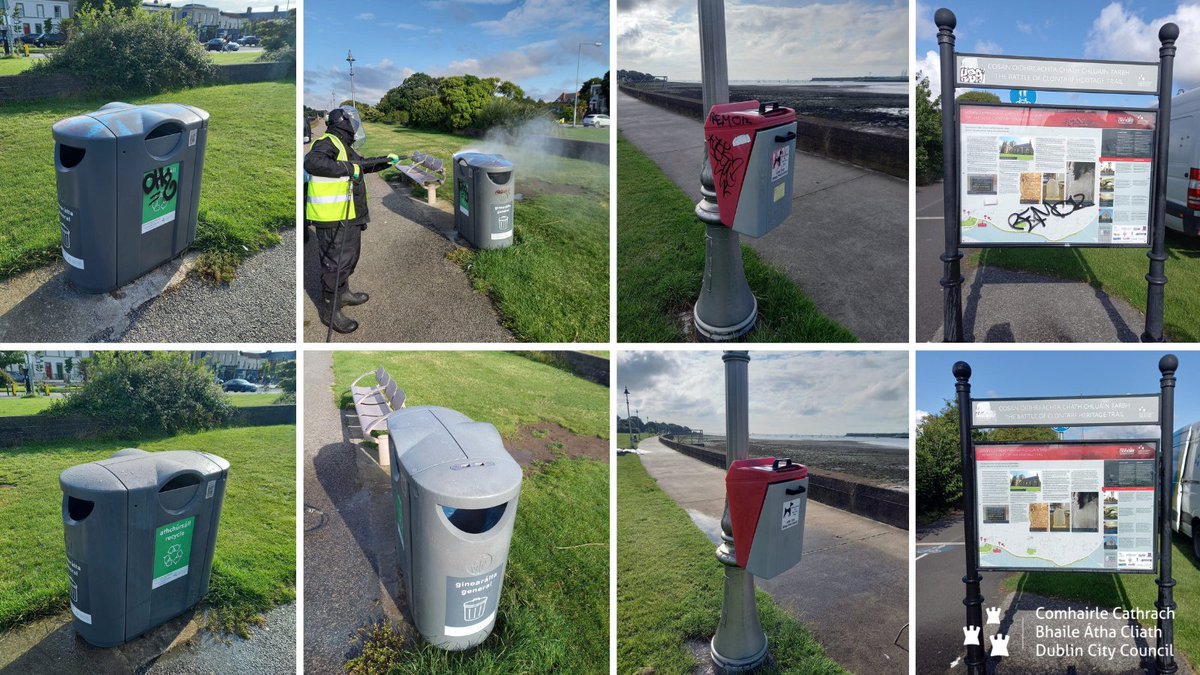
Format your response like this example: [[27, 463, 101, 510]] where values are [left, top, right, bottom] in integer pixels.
[[452, 152, 514, 250], [53, 102, 210, 293], [388, 407, 522, 650], [60, 448, 229, 647]]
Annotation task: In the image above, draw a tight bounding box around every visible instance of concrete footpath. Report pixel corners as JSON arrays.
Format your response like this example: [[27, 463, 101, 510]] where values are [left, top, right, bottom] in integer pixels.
[[916, 182, 1146, 342], [301, 124, 514, 343], [917, 514, 1190, 674], [617, 92, 909, 342], [0, 234, 295, 343], [302, 351, 408, 672], [636, 436, 909, 674]]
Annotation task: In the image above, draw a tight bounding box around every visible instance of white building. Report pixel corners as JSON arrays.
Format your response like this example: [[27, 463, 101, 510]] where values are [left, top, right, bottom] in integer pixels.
[[3, 1, 70, 37], [2, 350, 90, 385]]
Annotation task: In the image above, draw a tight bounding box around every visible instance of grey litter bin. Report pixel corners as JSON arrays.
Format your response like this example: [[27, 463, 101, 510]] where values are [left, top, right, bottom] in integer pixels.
[[52, 102, 210, 293], [388, 406, 522, 650], [59, 448, 229, 647], [452, 152, 515, 250]]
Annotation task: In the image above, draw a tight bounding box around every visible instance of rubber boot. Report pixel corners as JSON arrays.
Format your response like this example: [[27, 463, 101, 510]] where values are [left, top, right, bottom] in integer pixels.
[[322, 294, 358, 334], [340, 287, 369, 306]]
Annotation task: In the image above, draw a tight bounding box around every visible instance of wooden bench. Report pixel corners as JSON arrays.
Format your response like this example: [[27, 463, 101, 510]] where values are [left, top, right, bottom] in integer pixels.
[[393, 151, 446, 205], [349, 367, 406, 465]]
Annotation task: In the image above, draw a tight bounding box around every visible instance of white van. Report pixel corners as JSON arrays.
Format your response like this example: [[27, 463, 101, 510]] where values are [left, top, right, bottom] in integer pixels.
[[1166, 89, 1200, 235], [1171, 420, 1200, 556]]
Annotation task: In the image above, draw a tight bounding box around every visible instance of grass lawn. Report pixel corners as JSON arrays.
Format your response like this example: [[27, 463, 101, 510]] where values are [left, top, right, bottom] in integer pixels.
[[331, 351, 608, 440], [616, 135, 855, 342], [225, 392, 281, 407], [617, 456, 846, 674], [0, 425, 296, 636], [616, 432, 637, 448], [354, 122, 609, 341], [208, 51, 261, 65], [0, 81, 295, 282], [0, 396, 55, 416], [348, 457, 609, 674], [0, 57, 34, 76], [1003, 535, 1200, 664], [976, 231, 1200, 341], [553, 126, 611, 143]]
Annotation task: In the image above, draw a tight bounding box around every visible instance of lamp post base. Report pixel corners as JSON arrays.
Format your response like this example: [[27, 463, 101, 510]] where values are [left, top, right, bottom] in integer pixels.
[[695, 297, 758, 342]]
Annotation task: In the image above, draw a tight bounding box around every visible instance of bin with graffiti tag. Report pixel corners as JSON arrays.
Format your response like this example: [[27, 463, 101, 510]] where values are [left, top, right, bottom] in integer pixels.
[[52, 102, 209, 293], [452, 151, 515, 250], [703, 100, 797, 238], [59, 448, 229, 647]]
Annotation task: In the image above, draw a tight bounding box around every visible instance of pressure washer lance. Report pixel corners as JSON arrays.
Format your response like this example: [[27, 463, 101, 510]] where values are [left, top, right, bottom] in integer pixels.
[[324, 154, 408, 343]]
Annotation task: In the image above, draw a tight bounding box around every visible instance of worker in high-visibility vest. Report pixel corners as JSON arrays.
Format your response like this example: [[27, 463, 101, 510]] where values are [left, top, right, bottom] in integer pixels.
[[304, 107, 397, 334]]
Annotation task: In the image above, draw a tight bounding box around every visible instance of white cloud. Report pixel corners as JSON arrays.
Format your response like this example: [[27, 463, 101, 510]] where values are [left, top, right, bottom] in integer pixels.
[[475, 0, 605, 36], [355, 12, 375, 21], [1017, 21, 1033, 34], [972, 40, 1002, 55], [915, 49, 940, 99], [913, 409, 930, 430], [1086, 1, 1200, 89]]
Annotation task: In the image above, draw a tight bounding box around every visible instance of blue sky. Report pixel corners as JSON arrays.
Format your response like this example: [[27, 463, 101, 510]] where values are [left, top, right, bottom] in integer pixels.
[[916, 351, 1195, 437], [617, 351, 908, 436], [618, 0, 907, 81], [304, 0, 609, 108], [916, 1, 1200, 107]]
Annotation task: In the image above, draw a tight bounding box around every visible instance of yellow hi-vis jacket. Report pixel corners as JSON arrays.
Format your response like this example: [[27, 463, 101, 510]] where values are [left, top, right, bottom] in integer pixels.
[[305, 134, 356, 223]]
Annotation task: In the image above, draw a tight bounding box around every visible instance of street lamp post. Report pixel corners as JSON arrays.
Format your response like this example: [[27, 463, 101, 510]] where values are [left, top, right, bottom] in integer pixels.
[[623, 387, 634, 447], [346, 49, 356, 110], [694, 0, 756, 341], [573, 41, 602, 127], [711, 350, 767, 670]]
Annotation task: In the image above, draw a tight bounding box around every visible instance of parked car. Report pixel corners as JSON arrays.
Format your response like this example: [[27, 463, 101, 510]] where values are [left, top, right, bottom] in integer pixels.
[[1172, 420, 1200, 557], [16, 33, 39, 46], [1167, 88, 1200, 236], [222, 41, 240, 52], [204, 38, 226, 51], [238, 35, 260, 46], [35, 32, 65, 47], [222, 378, 258, 393], [582, 113, 611, 128]]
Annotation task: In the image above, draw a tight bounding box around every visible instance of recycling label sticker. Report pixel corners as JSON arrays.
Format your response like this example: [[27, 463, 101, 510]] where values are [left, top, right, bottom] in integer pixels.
[[142, 162, 180, 234], [152, 516, 194, 589], [781, 498, 802, 530], [67, 555, 91, 624], [444, 563, 504, 637]]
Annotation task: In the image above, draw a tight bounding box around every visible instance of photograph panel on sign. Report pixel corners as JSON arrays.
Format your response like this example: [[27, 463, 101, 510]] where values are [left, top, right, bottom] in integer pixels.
[[615, 350, 909, 674], [914, 349, 1188, 674], [915, 1, 1200, 343], [615, 0, 909, 343]]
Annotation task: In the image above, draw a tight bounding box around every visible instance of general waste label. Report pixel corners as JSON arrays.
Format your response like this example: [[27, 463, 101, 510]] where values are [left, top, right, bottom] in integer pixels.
[[152, 516, 194, 589], [444, 563, 504, 637], [142, 162, 180, 234], [67, 555, 91, 624]]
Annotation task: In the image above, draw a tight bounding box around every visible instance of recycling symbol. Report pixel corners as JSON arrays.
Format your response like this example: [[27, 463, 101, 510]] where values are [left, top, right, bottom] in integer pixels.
[[163, 544, 183, 568]]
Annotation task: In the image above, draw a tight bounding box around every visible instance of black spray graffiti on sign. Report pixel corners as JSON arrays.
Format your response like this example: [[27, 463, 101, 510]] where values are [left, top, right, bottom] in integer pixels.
[[143, 166, 178, 208], [1007, 193, 1089, 233], [708, 135, 745, 197]]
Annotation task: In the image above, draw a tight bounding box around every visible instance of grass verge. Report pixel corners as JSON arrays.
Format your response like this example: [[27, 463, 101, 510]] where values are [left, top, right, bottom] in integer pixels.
[[225, 392, 281, 408], [616, 134, 855, 342], [617, 432, 635, 448], [348, 458, 609, 674], [1002, 534, 1200, 663], [618, 456, 846, 673], [976, 232, 1200, 341], [331, 351, 607, 440], [0, 425, 296, 636], [208, 51, 261, 64], [352, 122, 609, 341], [0, 56, 33, 76], [0, 81, 295, 282], [0, 396, 55, 416]]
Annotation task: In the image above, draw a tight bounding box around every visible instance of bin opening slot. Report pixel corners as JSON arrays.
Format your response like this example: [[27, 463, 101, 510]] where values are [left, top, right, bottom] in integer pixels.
[[59, 144, 86, 168], [160, 473, 202, 492], [488, 171, 512, 185], [67, 496, 94, 521], [442, 503, 507, 534], [146, 122, 184, 141]]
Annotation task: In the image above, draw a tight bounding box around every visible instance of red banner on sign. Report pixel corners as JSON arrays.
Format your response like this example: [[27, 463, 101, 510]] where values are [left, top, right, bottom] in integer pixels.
[[975, 443, 1156, 461]]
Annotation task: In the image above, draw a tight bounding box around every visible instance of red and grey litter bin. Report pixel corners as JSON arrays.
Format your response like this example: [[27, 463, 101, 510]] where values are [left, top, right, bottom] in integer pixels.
[[703, 100, 797, 238], [725, 457, 808, 578]]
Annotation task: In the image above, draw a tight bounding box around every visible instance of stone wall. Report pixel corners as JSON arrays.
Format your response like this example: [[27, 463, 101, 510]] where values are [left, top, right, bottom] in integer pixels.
[[0, 405, 295, 448], [619, 84, 906, 179], [659, 435, 908, 529], [0, 61, 293, 104]]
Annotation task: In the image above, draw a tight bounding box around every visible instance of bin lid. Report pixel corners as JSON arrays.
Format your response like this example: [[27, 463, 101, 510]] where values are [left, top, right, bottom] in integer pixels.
[[52, 102, 209, 141], [452, 152, 513, 171], [388, 406, 522, 502], [703, 100, 796, 134], [726, 457, 807, 484], [60, 449, 228, 496]]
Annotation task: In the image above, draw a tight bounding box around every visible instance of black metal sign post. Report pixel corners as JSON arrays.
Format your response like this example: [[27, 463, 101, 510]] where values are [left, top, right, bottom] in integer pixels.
[[1157, 354, 1178, 673], [1144, 28, 1178, 343], [934, 8, 1177, 342], [954, 356, 1178, 674]]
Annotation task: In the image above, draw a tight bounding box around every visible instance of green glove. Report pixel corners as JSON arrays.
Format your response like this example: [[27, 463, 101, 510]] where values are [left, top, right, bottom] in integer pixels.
[[352, 164, 362, 181], [387, 153, 400, 165]]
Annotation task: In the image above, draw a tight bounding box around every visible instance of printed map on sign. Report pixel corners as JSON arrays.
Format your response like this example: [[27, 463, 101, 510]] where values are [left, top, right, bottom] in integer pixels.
[[975, 443, 1156, 572], [958, 105, 1155, 246]]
